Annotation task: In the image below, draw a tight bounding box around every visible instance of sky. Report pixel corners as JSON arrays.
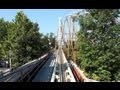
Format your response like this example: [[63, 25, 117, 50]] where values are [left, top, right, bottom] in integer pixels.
[[0, 9, 81, 36]]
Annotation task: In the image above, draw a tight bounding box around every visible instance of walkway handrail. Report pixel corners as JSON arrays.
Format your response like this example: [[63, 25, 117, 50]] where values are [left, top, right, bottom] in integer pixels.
[[0, 53, 48, 82]]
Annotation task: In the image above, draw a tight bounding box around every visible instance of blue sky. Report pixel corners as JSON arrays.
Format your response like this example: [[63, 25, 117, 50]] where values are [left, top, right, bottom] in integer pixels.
[[0, 9, 81, 36]]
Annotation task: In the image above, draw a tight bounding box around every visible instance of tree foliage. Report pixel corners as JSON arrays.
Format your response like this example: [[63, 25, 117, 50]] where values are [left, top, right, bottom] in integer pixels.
[[0, 11, 55, 69], [76, 9, 120, 81]]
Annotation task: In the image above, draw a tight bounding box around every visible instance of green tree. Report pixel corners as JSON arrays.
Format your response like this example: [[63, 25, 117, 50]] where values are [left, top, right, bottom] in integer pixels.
[[76, 9, 120, 81], [0, 11, 55, 69], [0, 18, 10, 61]]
